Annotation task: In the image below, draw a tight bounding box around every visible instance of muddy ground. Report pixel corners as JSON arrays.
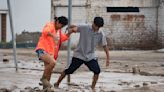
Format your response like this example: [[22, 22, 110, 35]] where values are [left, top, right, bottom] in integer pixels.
[[0, 48, 164, 92]]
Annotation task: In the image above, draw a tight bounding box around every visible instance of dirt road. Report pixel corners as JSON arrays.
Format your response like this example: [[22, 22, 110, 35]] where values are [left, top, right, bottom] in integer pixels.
[[0, 49, 164, 92]]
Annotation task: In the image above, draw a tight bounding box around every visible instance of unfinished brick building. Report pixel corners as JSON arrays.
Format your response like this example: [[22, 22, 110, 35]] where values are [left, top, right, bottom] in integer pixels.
[[51, 0, 164, 50], [0, 0, 164, 49], [0, 9, 7, 43]]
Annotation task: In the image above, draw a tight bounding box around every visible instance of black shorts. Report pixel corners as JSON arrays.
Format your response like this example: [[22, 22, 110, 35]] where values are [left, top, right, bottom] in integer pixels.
[[64, 57, 101, 74]]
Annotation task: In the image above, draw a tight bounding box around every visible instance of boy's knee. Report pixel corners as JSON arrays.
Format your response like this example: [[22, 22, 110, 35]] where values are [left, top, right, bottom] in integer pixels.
[[93, 69, 101, 74], [49, 61, 55, 67], [64, 69, 74, 74]]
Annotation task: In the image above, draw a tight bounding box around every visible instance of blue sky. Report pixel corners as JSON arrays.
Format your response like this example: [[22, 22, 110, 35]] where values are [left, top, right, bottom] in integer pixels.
[[0, 0, 51, 41]]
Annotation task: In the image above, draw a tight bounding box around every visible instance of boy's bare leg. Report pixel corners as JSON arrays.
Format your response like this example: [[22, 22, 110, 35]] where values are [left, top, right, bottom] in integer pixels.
[[40, 54, 56, 88], [54, 71, 66, 87], [91, 74, 99, 89], [43, 62, 55, 81], [41, 54, 55, 81]]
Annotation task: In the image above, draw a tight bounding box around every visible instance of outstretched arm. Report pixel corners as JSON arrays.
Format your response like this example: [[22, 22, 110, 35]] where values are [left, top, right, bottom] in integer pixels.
[[66, 25, 78, 37], [47, 25, 77, 41], [103, 45, 110, 67]]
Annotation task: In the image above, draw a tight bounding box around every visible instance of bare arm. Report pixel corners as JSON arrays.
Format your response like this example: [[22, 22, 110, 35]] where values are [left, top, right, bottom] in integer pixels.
[[103, 45, 110, 67], [66, 25, 78, 37], [47, 25, 77, 41]]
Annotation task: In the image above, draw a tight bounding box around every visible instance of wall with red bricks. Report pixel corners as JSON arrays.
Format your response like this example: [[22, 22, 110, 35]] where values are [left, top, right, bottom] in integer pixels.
[[52, 0, 161, 49]]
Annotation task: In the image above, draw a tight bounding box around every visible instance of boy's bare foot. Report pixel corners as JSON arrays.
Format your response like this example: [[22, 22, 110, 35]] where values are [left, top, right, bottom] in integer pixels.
[[54, 83, 59, 88], [40, 78, 52, 89], [89, 86, 96, 92]]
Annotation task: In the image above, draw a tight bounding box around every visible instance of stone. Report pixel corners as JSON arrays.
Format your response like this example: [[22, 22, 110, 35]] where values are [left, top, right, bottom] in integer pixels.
[[0, 88, 11, 92], [143, 82, 148, 86], [150, 81, 157, 84], [3, 58, 9, 63], [134, 85, 140, 88], [132, 65, 140, 74]]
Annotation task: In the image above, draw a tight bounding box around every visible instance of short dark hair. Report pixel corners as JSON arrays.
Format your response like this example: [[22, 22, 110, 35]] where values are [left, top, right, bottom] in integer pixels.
[[54, 16, 68, 26], [94, 17, 104, 27]]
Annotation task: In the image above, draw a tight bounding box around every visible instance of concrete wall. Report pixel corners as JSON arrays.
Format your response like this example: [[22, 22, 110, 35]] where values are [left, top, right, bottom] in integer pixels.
[[158, 0, 164, 47], [52, 0, 160, 49]]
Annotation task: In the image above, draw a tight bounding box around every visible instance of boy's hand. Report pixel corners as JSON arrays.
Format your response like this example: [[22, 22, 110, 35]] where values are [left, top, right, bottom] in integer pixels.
[[69, 26, 77, 33], [66, 26, 77, 37]]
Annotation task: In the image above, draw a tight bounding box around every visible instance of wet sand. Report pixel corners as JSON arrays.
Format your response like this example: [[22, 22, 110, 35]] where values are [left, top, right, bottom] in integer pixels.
[[0, 49, 164, 92]]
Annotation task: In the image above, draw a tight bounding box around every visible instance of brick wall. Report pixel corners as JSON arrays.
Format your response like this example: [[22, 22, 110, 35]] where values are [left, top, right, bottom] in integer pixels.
[[88, 0, 158, 49], [100, 8, 158, 49], [158, 0, 164, 47], [52, 0, 160, 49]]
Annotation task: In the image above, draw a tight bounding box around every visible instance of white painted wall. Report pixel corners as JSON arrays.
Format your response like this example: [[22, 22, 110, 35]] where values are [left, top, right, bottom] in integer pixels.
[[52, 0, 159, 49]]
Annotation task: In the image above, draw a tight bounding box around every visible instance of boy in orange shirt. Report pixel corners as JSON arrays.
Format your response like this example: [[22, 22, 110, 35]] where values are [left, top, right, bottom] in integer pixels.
[[35, 16, 74, 90]]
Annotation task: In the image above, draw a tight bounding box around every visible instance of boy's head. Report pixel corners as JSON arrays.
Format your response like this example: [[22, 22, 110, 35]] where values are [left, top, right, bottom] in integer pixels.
[[92, 17, 104, 31], [54, 16, 68, 29], [94, 17, 104, 28]]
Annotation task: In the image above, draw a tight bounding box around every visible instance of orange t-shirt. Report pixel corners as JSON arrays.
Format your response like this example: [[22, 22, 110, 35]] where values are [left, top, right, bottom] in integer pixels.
[[35, 22, 68, 59]]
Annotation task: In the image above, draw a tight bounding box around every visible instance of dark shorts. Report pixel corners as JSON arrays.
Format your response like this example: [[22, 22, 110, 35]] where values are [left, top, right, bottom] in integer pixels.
[[65, 57, 101, 74]]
